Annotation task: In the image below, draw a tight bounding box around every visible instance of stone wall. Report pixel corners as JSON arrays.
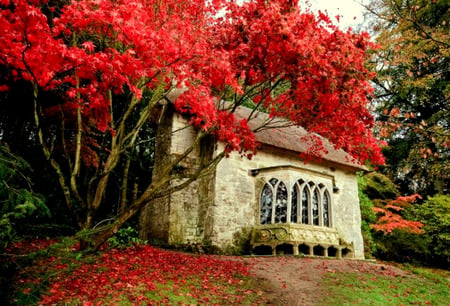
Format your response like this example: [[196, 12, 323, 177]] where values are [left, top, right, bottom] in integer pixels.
[[140, 110, 216, 245], [139, 105, 174, 243]]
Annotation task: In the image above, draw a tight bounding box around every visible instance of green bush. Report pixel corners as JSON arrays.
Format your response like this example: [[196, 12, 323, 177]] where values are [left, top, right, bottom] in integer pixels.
[[370, 196, 449, 268], [373, 228, 431, 264], [410, 195, 449, 267], [359, 171, 449, 267], [0, 145, 50, 249], [106, 226, 147, 249], [357, 174, 378, 257], [362, 172, 399, 200]]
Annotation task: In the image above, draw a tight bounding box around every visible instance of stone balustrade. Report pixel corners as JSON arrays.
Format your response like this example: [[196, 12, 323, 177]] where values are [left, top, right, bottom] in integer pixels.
[[251, 224, 354, 258]]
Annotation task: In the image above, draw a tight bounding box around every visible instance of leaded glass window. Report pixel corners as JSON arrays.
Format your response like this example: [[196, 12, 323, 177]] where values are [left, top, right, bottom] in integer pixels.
[[301, 187, 309, 224], [260, 177, 332, 228], [275, 182, 288, 223], [260, 183, 273, 224], [323, 190, 330, 227], [269, 178, 278, 187], [291, 185, 298, 223], [312, 188, 319, 226]]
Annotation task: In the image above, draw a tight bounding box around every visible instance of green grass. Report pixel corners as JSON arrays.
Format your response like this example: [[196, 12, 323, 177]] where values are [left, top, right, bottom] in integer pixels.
[[321, 265, 449, 305]]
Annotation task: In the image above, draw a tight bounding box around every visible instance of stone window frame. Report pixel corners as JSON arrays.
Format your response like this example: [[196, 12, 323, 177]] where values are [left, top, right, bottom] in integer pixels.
[[260, 177, 333, 228]]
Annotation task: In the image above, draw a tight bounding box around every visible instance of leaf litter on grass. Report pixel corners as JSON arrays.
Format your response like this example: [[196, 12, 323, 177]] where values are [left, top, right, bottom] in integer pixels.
[[8, 240, 265, 305]]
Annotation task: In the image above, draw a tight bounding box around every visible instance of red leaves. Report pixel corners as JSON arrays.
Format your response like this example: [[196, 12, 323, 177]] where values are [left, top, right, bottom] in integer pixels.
[[6, 238, 58, 254], [32, 245, 257, 304], [212, 0, 384, 165], [371, 195, 424, 235], [1, 0, 384, 168], [81, 41, 95, 53]]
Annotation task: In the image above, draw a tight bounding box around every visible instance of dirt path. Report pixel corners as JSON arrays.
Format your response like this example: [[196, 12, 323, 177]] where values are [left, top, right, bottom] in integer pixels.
[[240, 256, 408, 305]]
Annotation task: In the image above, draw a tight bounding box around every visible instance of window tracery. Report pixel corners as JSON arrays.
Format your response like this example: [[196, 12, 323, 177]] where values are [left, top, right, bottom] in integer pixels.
[[260, 183, 273, 225], [291, 186, 298, 223], [323, 190, 330, 227], [260, 177, 332, 227], [312, 187, 319, 226], [301, 186, 309, 224], [275, 182, 288, 223]]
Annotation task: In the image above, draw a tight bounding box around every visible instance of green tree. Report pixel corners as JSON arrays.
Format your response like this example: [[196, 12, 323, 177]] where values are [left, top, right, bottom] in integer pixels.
[[359, 172, 427, 264], [365, 0, 449, 196], [410, 195, 450, 266]]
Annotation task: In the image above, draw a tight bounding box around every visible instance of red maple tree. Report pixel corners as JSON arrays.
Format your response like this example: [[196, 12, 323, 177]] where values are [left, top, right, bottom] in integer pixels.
[[0, 0, 385, 249], [371, 194, 423, 234]]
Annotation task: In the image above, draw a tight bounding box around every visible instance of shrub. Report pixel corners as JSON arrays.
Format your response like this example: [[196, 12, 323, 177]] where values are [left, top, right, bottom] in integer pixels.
[[410, 195, 450, 267], [0, 145, 50, 249], [357, 174, 378, 257], [362, 172, 399, 200], [106, 226, 147, 249], [373, 228, 431, 264]]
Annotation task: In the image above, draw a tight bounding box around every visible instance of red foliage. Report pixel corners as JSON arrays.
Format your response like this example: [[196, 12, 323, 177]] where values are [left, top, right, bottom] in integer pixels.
[[371, 195, 423, 234], [212, 1, 385, 164], [5, 238, 58, 254], [0, 0, 385, 165], [27, 244, 256, 304]]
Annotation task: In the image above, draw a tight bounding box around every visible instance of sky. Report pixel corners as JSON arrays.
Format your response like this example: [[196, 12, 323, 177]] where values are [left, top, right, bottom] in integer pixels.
[[232, 0, 371, 32], [302, 0, 368, 31]]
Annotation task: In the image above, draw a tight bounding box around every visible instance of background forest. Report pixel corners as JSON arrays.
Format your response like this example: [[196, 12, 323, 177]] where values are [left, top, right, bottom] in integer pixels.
[[0, 0, 448, 271], [357, 0, 449, 267]]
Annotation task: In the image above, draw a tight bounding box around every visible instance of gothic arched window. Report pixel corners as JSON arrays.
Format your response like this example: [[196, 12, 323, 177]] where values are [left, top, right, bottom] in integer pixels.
[[260, 183, 273, 225], [275, 181, 288, 223], [259, 177, 332, 228], [323, 190, 330, 227], [291, 185, 298, 223], [312, 187, 320, 226], [301, 186, 309, 224]]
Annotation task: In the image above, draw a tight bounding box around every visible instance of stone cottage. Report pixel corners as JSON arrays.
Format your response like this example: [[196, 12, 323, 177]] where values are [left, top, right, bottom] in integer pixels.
[[140, 94, 366, 259]]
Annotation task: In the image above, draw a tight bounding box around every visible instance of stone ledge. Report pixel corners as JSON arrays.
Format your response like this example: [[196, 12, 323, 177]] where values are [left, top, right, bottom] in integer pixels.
[[251, 224, 354, 258]]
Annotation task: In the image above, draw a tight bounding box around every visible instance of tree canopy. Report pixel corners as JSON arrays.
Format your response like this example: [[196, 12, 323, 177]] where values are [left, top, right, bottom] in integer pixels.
[[366, 0, 449, 196], [0, 0, 384, 248]]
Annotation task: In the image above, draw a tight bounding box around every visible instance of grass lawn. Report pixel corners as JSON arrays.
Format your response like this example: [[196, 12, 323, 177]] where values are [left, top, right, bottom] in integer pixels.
[[321, 264, 449, 305]]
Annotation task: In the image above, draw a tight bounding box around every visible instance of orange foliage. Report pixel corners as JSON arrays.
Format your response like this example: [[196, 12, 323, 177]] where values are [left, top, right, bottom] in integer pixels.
[[371, 194, 423, 235]]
